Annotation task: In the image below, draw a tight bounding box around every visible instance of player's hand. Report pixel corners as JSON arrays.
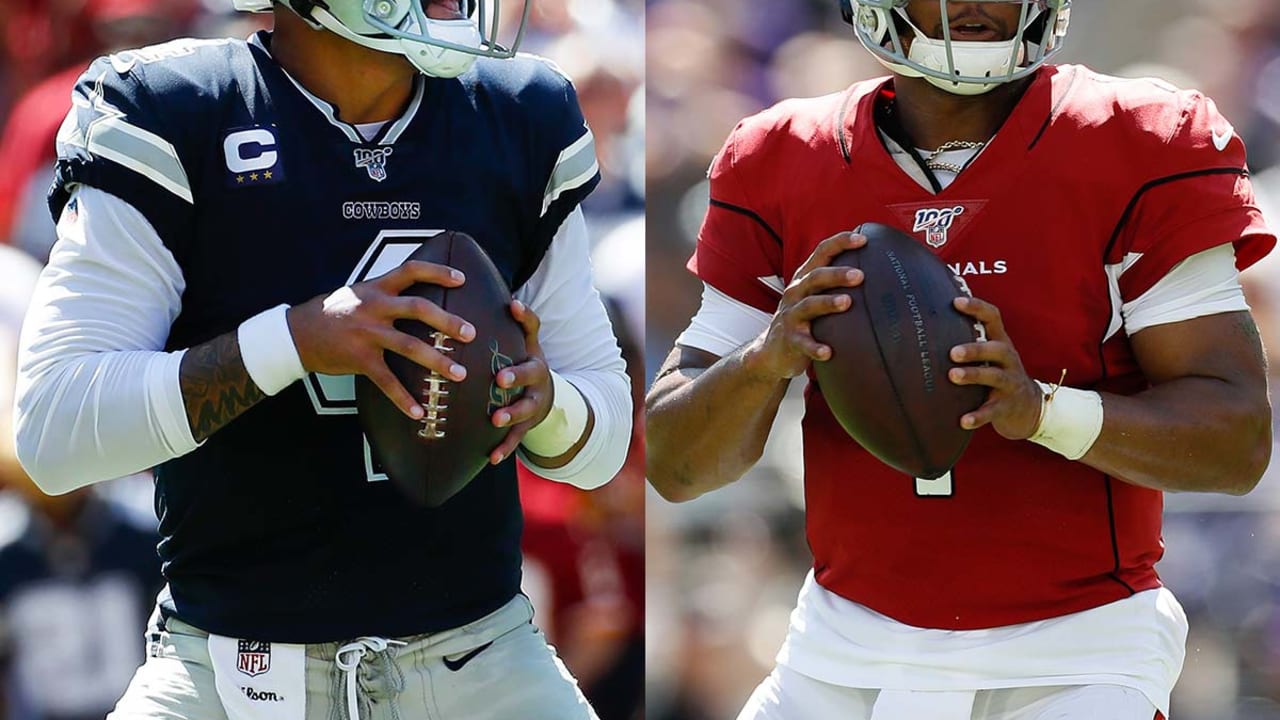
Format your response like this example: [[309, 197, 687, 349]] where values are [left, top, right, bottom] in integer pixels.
[[947, 296, 1043, 440], [488, 300, 553, 465], [747, 231, 866, 381], [287, 261, 475, 420]]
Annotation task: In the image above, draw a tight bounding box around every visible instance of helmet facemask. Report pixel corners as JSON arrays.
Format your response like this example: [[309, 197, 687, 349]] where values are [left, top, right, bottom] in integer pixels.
[[233, 0, 532, 78], [841, 0, 1071, 96]]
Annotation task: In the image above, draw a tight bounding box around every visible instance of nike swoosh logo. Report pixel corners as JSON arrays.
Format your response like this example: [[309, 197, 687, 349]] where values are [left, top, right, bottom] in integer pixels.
[[1212, 127, 1232, 152], [441, 641, 494, 672]]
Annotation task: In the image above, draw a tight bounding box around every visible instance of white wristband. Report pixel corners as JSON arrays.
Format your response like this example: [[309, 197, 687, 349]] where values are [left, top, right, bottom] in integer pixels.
[[1028, 381, 1104, 461], [237, 304, 306, 396], [521, 370, 590, 458]]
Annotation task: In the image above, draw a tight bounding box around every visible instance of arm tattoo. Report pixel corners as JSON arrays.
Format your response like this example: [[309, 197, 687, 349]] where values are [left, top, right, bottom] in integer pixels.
[[1235, 313, 1268, 371], [180, 331, 266, 442]]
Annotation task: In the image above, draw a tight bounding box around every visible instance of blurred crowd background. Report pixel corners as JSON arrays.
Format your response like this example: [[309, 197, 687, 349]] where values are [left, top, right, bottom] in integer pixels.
[[647, 1, 1280, 719], [0, 1, 644, 719]]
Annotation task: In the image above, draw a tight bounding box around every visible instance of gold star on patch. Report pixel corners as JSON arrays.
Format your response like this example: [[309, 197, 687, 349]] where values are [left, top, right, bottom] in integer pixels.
[[236, 175, 245, 184], [263, 170, 273, 180], [249, 173, 259, 181]]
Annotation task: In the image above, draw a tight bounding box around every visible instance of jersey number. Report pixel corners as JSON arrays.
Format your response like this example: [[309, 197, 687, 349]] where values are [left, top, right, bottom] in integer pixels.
[[8, 577, 143, 714], [302, 229, 448, 482]]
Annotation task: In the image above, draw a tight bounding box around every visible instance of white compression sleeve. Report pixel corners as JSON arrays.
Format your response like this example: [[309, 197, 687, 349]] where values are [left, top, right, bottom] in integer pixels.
[[1122, 244, 1248, 335], [513, 208, 632, 489], [14, 186, 196, 493], [676, 283, 773, 356]]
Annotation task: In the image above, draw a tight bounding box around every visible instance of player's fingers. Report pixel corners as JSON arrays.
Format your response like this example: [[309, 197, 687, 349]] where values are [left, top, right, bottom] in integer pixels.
[[384, 296, 476, 343], [365, 362, 424, 420], [786, 267, 863, 303], [954, 296, 1007, 338], [497, 357, 548, 390], [785, 326, 833, 362], [378, 261, 465, 293], [511, 299, 540, 335], [948, 365, 1013, 391], [376, 327, 467, 381], [489, 422, 533, 465], [950, 341, 1015, 366], [787, 293, 852, 322], [511, 300, 544, 356], [960, 400, 1000, 430], [493, 395, 541, 428], [795, 232, 867, 278]]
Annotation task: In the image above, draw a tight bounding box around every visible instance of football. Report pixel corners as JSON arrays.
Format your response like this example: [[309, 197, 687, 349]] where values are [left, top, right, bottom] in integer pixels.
[[355, 231, 528, 507], [810, 222, 989, 479]]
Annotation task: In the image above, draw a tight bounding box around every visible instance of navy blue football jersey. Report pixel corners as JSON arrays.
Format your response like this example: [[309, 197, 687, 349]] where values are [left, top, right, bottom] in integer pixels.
[[49, 32, 600, 642]]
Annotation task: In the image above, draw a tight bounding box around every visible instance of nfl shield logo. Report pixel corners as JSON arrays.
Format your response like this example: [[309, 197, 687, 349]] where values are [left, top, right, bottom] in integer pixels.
[[913, 206, 966, 248], [354, 147, 394, 182], [237, 640, 271, 677]]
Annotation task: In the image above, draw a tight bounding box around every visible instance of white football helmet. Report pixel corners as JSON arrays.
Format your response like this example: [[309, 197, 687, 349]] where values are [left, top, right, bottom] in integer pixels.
[[840, 0, 1071, 96], [232, 0, 531, 78]]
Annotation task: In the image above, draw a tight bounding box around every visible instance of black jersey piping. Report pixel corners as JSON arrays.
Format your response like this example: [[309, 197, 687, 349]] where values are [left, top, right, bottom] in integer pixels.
[[1027, 65, 1081, 151], [709, 199, 784, 247], [1103, 475, 1138, 594], [874, 94, 944, 194], [836, 88, 857, 164], [1094, 257, 1132, 594], [1103, 167, 1249, 260], [1096, 289, 1137, 596]]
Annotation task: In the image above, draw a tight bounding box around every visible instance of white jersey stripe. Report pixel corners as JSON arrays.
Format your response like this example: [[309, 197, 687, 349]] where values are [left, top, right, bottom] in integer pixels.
[[87, 115, 194, 204], [541, 129, 598, 216], [381, 79, 426, 145]]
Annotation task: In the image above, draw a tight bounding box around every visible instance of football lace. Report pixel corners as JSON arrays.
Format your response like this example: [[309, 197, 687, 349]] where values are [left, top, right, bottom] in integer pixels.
[[418, 331, 453, 439]]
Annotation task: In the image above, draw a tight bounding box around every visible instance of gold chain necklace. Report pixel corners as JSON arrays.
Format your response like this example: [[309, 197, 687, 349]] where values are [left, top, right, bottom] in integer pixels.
[[924, 140, 987, 174]]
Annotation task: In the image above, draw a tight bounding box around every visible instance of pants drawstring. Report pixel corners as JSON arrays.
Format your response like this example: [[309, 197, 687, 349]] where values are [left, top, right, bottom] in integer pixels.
[[334, 637, 406, 720]]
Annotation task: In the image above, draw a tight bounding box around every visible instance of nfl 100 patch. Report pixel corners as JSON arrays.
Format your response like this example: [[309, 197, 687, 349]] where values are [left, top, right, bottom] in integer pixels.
[[886, 200, 989, 249], [354, 146, 395, 182]]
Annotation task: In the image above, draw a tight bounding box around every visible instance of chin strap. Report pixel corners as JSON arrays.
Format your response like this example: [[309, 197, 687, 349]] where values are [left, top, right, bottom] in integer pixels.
[[895, 7, 1032, 96], [304, 4, 483, 78], [231, 0, 274, 11], [292, 0, 328, 26], [852, 1, 1066, 97]]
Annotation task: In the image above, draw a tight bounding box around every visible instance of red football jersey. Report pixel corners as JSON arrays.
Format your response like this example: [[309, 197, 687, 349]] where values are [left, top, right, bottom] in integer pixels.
[[689, 65, 1276, 630]]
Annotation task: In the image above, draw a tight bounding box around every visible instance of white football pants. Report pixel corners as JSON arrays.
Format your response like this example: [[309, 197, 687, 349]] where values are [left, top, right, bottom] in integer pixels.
[[738, 664, 1161, 720], [107, 595, 598, 720]]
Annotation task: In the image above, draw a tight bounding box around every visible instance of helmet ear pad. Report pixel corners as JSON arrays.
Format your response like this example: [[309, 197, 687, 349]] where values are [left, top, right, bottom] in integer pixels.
[[852, 5, 910, 50], [842, 4, 889, 45], [338, 0, 411, 35]]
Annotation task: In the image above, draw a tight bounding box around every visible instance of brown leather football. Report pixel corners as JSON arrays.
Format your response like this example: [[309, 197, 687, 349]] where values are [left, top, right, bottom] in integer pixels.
[[811, 222, 989, 479], [355, 231, 527, 507]]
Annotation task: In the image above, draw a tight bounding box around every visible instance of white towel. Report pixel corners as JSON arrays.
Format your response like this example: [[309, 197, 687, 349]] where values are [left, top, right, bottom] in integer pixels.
[[872, 690, 976, 720], [208, 634, 306, 720]]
